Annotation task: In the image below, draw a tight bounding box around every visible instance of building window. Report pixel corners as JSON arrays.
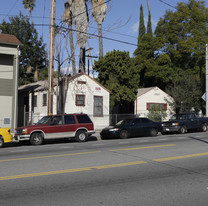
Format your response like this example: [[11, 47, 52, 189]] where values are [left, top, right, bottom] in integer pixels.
[[43, 93, 47, 106], [76, 95, 85, 106], [34, 95, 37, 107], [146, 103, 167, 111], [94, 96, 103, 117], [77, 81, 86, 84]]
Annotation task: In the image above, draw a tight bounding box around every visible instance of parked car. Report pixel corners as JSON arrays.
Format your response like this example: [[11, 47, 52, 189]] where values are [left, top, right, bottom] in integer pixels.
[[161, 112, 208, 134], [14, 113, 94, 145], [0, 128, 12, 148], [100, 117, 162, 139]]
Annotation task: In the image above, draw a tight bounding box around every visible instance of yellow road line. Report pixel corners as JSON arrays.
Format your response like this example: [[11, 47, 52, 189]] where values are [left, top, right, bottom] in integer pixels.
[[110, 144, 176, 151], [0, 151, 101, 162], [153, 152, 208, 162], [0, 161, 147, 181]]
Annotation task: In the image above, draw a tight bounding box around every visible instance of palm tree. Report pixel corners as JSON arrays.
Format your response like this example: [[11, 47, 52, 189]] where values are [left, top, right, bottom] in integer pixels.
[[91, 0, 107, 57], [22, 0, 36, 25], [62, 1, 76, 75], [70, 0, 89, 72]]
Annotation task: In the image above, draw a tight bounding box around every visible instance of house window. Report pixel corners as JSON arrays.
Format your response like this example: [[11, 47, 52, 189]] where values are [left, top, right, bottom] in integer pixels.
[[76, 95, 85, 106], [43, 93, 47, 106], [147, 103, 167, 111], [34, 95, 37, 107], [94, 96, 103, 117], [77, 81, 86, 84]]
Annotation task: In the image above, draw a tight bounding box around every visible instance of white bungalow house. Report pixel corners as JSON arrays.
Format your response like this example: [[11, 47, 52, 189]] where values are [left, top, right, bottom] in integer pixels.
[[134, 87, 174, 121], [18, 73, 110, 130]]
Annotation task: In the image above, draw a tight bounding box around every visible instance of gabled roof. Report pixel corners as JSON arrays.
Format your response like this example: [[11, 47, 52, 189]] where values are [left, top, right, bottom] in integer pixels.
[[18, 79, 58, 93], [0, 33, 22, 46], [68, 72, 111, 93], [137, 86, 172, 99], [18, 73, 111, 93], [137, 87, 157, 97]]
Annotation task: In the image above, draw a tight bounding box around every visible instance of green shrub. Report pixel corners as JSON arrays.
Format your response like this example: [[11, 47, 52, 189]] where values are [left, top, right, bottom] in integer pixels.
[[147, 105, 167, 122]]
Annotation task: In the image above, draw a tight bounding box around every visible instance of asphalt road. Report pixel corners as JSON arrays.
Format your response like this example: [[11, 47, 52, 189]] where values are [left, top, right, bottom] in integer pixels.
[[1, 132, 208, 206]]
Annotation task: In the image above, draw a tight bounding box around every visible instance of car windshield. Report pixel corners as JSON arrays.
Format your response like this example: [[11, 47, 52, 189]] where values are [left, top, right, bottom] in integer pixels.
[[115, 119, 132, 126], [171, 114, 186, 120], [36, 116, 51, 124]]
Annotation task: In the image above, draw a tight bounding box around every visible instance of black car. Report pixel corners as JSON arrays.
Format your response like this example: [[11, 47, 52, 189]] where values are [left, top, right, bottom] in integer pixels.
[[100, 117, 162, 139]]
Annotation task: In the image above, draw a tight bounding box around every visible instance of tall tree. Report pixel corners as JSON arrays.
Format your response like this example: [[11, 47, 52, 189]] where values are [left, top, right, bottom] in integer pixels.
[[91, 0, 107, 57], [22, 0, 36, 25], [0, 12, 47, 85], [134, 2, 155, 87], [70, 0, 89, 72], [135, 0, 208, 94], [154, 0, 208, 79], [62, 1, 76, 75], [134, 34, 158, 87], [138, 4, 146, 45], [166, 73, 202, 113], [147, 11, 152, 35], [146, 0, 152, 35], [93, 50, 140, 113]]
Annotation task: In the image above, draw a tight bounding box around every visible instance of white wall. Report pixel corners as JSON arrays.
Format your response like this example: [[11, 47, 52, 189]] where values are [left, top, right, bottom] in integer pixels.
[[135, 87, 174, 120], [29, 90, 57, 124], [0, 65, 13, 79], [65, 74, 110, 129]]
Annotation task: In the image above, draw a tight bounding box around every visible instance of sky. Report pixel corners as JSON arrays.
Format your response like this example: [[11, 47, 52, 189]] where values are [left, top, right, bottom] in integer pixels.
[[0, 0, 208, 75]]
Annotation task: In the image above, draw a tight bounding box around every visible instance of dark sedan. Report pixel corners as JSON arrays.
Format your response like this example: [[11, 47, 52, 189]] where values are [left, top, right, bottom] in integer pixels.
[[100, 117, 162, 139]]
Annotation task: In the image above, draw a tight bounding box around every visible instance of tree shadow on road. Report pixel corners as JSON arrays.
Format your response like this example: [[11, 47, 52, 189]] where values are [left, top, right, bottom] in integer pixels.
[[188, 136, 208, 144]]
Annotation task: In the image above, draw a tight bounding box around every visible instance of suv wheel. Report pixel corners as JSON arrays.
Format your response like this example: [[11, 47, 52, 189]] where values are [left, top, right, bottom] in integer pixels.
[[76, 130, 87, 142], [30, 133, 44, 145], [0, 136, 4, 148]]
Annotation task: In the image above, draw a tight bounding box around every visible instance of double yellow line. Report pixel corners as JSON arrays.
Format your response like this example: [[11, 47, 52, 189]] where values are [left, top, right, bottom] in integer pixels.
[[1, 144, 208, 181], [0, 161, 147, 181]]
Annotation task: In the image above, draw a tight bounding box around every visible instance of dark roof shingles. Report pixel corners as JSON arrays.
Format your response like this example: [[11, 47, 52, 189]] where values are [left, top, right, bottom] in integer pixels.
[[0, 34, 22, 46]]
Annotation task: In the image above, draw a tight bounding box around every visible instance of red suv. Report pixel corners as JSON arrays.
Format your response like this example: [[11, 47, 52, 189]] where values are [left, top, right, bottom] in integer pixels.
[[14, 114, 94, 145]]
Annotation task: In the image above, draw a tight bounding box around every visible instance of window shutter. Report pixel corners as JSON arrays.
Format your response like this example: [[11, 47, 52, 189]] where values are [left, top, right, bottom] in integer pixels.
[[147, 103, 150, 110]]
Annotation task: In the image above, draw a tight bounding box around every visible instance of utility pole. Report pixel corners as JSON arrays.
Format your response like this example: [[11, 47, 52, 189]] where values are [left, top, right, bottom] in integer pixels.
[[206, 44, 208, 116], [146, 0, 150, 12], [48, 0, 56, 115]]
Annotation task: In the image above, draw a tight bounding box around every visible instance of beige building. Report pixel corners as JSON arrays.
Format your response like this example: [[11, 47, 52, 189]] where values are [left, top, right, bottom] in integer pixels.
[[0, 34, 21, 134], [134, 87, 174, 121]]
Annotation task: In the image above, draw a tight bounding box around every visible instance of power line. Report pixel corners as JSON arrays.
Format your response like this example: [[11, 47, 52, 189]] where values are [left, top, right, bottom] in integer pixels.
[[46, 23, 138, 47], [2, 0, 20, 21], [158, 0, 177, 10], [5, 23, 138, 47], [42, 0, 47, 36], [0, 13, 137, 41]]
